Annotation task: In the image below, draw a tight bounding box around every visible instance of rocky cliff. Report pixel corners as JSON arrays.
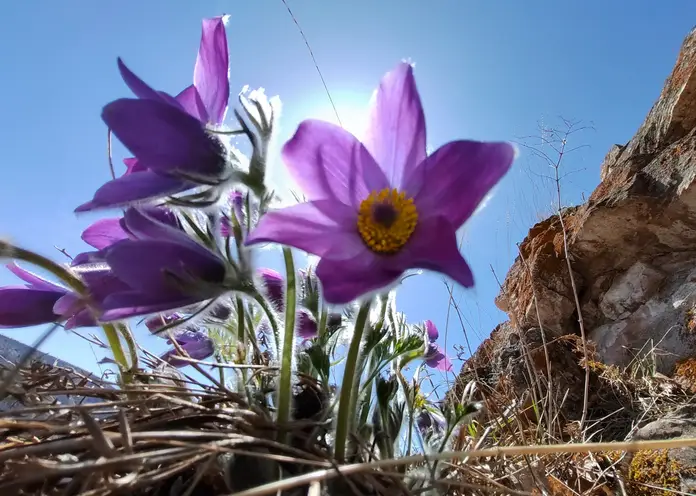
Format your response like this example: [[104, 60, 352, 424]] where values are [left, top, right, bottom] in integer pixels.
[[451, 26, 696, 432]]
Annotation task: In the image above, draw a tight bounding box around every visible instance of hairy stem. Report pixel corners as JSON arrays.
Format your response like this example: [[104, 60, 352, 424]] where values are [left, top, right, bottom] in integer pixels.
[[334, 299, 372, 461], [276, 247, 297, 444]]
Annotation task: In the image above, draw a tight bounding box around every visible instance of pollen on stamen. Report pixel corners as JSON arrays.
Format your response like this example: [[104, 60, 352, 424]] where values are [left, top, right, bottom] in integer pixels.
[[357, 188, 418, 254]]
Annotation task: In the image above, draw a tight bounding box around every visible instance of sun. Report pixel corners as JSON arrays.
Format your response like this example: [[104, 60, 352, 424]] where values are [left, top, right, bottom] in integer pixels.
[[302, 90, 371, 141]]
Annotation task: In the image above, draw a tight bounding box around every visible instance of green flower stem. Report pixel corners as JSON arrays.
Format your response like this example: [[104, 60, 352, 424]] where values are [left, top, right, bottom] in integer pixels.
[[116, 324, 138, 372], [236, 296, 248, 395], [318, 307, 328, 339], [3, 244, 130, 376], [276, 247, 297, 443], [334, 299, 372, 461], [250, 290, 280, 354]]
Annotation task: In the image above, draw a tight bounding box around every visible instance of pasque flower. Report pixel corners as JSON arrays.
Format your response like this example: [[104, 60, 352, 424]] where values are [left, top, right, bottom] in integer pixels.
[[160, 329, 215, 368], [258, 268, 285, 312], [423, 320, 452, 371], [97, 208, 233, 321], [145, 312, 183, 333], [0, 263, 73, 328], [0, 262, 128, 329], [296, 308, 318, 339], [76, 16, 232, 212], [73, 205, 182, 266], [220, 190, 245, 237], [246, 62, 516, 304]]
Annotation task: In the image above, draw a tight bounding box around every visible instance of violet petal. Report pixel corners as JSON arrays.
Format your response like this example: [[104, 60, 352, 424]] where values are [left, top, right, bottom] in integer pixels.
[[101, 291, 199, 321], [297, 309, 318, 339], [193, 16, 230, 124], [404, 140, 516, 227], [176, 84, 209, 123], [259, 268, 285, 312], [364, 62, 427, 187], [102, 98, 227, 178], [105, 239, 225, 296], [392, 216, 474, 289], [6, 263, 67, 293], [425, 343, 452, 371], [117, 58, 180, 108], [65, 310, 97, 329], [81, 218, 128, 250], [53, 293, 82, 316], [120, 208, 192, 248], [75, 170, 191, 212], [425, 320, 439, 341], [281, 119, 388, 208], [246, 201, 366, 261], [123, 157, 145, 175], [0, 287, 63, 328], [315, 253, 402, 305]]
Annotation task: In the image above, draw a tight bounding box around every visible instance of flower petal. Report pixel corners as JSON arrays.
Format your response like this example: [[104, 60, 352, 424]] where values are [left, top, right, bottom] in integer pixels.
[[6, 263, 67, 293], [65, 309, 97, 329], [296, 309, 318, 339], [121, 208, 192, 247], [81, 218, 129, 250], [117, 58, 180, 107], [392, 216, 474, 288], [281, 120, 388, 208], [102, 98, 227, 178], [425, 320, 439, 341], [176, 85, 209, 123], [0, 287, 62, 327], [75, 170, 191, 212], [123, 157, 145, 175], [363, 62, 427, 187], [72, 250, 106, 266], [425, 344, 453, 371], [246, 201, 366, 261], [161, 334, 215, 367], [193, 16, 230, 124], [315, 253, 403, 305], [404, 140, 516, 227], [80, 268, 132, 303], [101, 291, 198, 321], [53, 293, 82, 316], [105, 239, 226, 296]]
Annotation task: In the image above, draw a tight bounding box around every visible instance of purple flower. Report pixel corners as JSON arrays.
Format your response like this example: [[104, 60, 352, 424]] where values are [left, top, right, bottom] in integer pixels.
[[327, 312, 343, 327], [259, 268, 284, 312], [246, 63, 515, 304], [423, 320, 452, 371], [0, 262, 126, 330], [160, 329, 215, 368], [80, 206, 180, 253], [220, 190, 245, 237], [416, 408, 446, 435], [296, 309, 318, 339], [76, 16, 231, 212], [0, 263, 71, 328], [98, 209, 232, 321], [145, 312, 183, 333], [209, 301, 232, 321]]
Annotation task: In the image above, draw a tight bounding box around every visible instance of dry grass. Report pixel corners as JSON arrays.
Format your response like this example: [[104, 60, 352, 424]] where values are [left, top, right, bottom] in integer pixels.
[[2, 346, 696, 495]]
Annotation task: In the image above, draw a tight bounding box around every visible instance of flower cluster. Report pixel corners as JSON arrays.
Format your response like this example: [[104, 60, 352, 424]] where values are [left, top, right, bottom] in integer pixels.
[[0, 14, 513, 467]]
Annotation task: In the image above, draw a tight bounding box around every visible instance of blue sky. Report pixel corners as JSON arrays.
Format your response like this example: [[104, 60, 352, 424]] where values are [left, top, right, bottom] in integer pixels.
[[1, 1, 694, 381]]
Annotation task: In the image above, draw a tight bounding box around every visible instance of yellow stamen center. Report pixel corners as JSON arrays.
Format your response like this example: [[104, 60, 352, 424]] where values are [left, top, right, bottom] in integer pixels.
[[357, 188, 418, 254]]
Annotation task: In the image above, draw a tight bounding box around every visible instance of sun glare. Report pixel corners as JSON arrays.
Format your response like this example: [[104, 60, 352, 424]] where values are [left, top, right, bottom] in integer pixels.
[[303, 92, 371, 141]]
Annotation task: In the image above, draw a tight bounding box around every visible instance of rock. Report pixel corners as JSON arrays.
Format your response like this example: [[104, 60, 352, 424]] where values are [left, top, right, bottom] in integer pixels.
[[599, 261, 665, 320], [599, 144, 625, 181], [627, 405, 696, 493], [490, 26, 696, 373], [450, 27, 696, 444]]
